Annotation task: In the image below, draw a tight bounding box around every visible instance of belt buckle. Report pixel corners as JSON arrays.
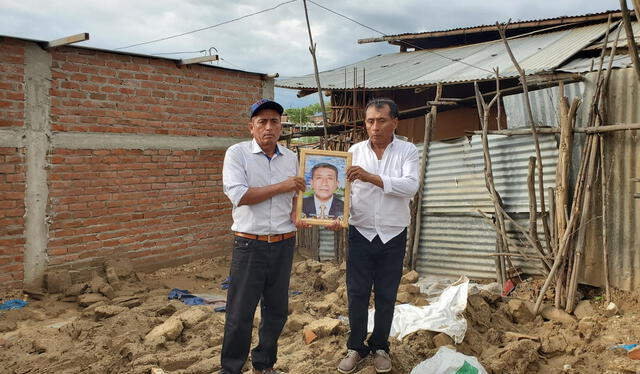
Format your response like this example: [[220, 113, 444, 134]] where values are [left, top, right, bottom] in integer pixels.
[[267, 234, 279, 243]]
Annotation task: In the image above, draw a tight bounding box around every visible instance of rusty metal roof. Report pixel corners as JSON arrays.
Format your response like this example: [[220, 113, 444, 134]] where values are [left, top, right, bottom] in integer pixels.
[[277, 23, 609, 91], [357, 10, 621, 45]]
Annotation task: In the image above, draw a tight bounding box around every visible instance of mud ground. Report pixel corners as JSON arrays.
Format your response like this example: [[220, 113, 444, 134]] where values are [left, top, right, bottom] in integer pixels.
[[1, 255, 640, 374]]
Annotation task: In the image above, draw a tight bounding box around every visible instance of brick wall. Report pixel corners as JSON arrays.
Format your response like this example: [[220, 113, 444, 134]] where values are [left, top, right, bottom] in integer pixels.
[[47, 149, 232, 278], [0, 39, 25, 128], [0, 37, 266, 287], [0, 147, 25, 287], [49, 48, 260, 136]]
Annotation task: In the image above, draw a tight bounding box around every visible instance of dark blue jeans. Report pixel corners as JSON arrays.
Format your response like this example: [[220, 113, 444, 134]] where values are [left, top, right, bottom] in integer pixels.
[[346, 226, 406, 357], [219, 236, 295, 374]]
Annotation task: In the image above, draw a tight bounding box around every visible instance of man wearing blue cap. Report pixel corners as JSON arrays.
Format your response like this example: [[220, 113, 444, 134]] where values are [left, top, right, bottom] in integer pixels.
[[220, 99, 306, 374]]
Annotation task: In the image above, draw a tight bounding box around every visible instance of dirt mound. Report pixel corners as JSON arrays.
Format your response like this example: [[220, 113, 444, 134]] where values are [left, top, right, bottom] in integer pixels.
[[1, 257, 640, 373]]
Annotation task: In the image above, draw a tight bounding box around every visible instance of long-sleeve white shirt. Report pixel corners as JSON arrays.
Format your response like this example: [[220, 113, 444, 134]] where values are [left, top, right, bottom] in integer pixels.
[[222, 139, 298, 235], [348, 137, 419, 244]]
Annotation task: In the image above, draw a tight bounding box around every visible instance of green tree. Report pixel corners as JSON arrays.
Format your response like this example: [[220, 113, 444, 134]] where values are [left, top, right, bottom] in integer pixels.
[[285, 101, 330, 125]]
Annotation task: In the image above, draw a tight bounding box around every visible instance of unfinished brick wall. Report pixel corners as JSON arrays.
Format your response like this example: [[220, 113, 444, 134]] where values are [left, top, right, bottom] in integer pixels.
[[0, 147, 25, 286], [47, 148, 232, 278], [49, 47, 259, 136], [0, 39, 25, 128], [0, 37, 267, 287]]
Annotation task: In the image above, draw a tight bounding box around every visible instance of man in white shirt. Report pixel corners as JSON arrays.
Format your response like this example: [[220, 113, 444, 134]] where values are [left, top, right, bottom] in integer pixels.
[[220, 99, 306, 374], [336, 98, 419, 374]]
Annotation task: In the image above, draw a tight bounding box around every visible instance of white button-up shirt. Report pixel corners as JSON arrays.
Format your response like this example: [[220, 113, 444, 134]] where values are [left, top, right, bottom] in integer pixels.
[[348, 137, 419, 244], [223, 139, 298, 235]]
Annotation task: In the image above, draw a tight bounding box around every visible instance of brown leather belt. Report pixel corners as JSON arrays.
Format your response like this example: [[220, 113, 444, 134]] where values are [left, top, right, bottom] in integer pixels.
[[234, 231, 296, 243]]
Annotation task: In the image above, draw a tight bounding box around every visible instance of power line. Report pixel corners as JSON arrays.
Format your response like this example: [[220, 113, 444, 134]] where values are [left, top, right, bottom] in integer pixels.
[[151, 50, 206, 55], [116, 0, 299, 50], [307, 0, 493, 74]]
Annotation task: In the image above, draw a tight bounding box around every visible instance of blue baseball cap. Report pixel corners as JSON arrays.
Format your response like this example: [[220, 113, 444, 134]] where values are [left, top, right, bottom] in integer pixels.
[[250, 99, 284, 118]]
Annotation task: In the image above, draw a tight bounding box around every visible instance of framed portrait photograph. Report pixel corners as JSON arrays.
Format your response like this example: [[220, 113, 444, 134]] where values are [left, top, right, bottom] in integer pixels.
[[297, 149, 352, 227]]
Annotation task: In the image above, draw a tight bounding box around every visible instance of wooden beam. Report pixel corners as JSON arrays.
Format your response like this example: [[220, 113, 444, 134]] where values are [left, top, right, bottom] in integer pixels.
[[46, 33, 89, 48], [619, 0, 640, 82], [468, 123, 640, 135], [178, 55, 219, 66]]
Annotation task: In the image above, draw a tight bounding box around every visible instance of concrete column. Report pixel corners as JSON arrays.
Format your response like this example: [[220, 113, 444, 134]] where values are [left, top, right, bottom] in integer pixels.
[[262, 76, 275, 99], [23, 44, 51, 289]]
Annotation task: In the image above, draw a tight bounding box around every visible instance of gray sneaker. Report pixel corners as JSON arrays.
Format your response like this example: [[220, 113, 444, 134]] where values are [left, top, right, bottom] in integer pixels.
[[337, 350, 364, 374], [373, 350, 391, 373]]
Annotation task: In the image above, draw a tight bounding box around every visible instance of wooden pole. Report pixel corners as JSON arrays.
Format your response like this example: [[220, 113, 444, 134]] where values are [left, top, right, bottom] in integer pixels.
[[498, 22, 552, 254], [476, 209, 551, 275], [302, 0, 329, 148], [410, 83, 442, 270], [555, 95, 579, 257], [565, 23, 620, 312], [547, 187, 556, 252], [527, 156, 540, 252], [619, 0, 640, 82], [495, 67, 503, 131], [565, 134, 599, 312], [600, 135, 611, 302], [475, 82, 523, 283], [474, 82, 507, 284], [469, 123, 640, 136]]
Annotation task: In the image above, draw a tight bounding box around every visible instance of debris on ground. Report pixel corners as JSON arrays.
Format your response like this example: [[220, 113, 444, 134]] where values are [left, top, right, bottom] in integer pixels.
[[1, 256, 640, 373]]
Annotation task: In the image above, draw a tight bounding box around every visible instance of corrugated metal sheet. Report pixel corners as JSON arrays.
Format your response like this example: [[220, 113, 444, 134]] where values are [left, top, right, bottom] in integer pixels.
[[419, 134, 559, 214], [503, 83, 585, 128], [277, 23, 608, 90], [363, 10, 619, 41], [415, 134, 558, 279], [318, 228, 336, 261], [416, 214, 547, 279], [589, 21, 639, 49], [557, 54, 633, 73], [582, 68, 640, 291]]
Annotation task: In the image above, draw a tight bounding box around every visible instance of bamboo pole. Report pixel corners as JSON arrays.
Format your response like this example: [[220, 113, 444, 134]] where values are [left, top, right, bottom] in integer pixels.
[[410, 83, 442, 270], [498, 22, 552, 254], [619, 0, 640, 82]]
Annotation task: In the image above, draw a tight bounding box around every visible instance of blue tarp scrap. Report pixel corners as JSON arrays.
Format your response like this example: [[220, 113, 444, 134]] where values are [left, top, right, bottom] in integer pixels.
[[221, 276, 231, 290], [167, 288, 206, 306], [611, 344, 639, 351], [0, 299, 27, 310]]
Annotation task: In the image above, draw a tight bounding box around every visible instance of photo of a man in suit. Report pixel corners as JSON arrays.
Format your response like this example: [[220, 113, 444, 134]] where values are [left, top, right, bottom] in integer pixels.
[[302, 162, 344, 220]]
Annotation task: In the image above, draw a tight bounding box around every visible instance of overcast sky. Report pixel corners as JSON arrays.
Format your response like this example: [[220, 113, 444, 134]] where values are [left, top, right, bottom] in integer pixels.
[[1, 0, 617, 108]]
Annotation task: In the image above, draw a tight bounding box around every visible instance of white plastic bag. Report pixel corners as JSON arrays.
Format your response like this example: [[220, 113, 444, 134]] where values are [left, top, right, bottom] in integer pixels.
[[410, 346, 488, 374], [367, 275, 470, 343]]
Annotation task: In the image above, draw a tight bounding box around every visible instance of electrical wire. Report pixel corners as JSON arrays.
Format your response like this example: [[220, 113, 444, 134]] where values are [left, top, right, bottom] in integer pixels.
[[307, 0, 493, 73], [116, 0, 299, 50]]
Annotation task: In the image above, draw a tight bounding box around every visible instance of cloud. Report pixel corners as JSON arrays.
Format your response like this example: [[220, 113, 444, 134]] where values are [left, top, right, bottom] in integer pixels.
[[0, 0, 616, 107]]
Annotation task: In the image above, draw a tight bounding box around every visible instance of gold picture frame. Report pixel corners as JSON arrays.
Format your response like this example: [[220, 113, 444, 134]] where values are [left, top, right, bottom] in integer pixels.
[[297, 148, 352, 227]]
